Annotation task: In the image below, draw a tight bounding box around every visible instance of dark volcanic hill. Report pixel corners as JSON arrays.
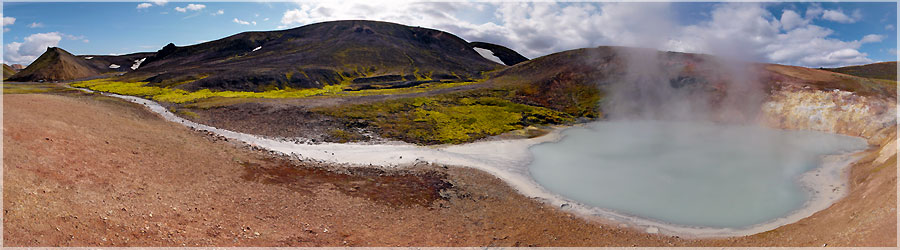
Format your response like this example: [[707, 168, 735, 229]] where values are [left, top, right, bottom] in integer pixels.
[[131, 20, 505, 91], [824, 61, 897, 81], [3, 64, 16, 79], [470, 42, 529, 66], [7, 47, 105, 82]]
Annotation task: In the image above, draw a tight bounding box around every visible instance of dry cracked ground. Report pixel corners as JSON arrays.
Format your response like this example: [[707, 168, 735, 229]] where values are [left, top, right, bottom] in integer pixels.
[[3, 91, 896, 247]]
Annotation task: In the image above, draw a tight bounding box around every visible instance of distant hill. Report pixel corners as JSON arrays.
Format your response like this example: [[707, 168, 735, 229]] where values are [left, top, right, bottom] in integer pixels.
[[10, 64, 25, 70], [7, 47, 105, 82], [470, 42, 528, 66], [131, 20, 505, 91], [8, 48, 156, 82], [823, 61, 897, 81], [3, 64, 16, 79]]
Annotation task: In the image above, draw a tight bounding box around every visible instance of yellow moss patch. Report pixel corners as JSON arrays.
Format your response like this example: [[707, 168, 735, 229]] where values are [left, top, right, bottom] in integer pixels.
[[317, 95, 573, 145], [71, 79, 344, 104], [71, 78, 487, 105]]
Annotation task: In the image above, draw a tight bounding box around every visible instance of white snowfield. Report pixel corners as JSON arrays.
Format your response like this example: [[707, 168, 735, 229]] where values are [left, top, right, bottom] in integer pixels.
[[131, 58, 146, 70], [108, 64, 120, 69], [252, 46, 262, 52], [473, 47, 504, 65], [84, 57, 93, 60]]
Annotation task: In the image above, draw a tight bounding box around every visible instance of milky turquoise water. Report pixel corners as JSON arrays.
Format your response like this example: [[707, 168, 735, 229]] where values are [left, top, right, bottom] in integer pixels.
[[527, 121, 868, 228]]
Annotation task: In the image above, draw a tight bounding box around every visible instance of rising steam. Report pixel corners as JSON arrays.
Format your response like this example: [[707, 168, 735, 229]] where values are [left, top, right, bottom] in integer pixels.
[[599, 3, 767, 123]]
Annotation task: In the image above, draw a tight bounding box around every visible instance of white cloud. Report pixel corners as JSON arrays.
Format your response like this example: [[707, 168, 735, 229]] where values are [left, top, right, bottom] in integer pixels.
[[860, 34, 884, 43], [888, 48, 897, 56], [4, 32, 63, 65], [137, 3, 153, 9], [27, 22, 43, 28], [62, 33, 88, 43], [186, 4, 205, 11], [150, 0, 167, 6], [275, 2, 877, 68], [233, 18, 251, 25], [805, 5, 824, 20], [175, 4, 205, 13], [3, 16, 15, 26], [674, 4, 874, 67], [886, 24, 895, 31], [211, 9, 224, 16], [779, 10, 806, 30], [821, 9, 861, 23]]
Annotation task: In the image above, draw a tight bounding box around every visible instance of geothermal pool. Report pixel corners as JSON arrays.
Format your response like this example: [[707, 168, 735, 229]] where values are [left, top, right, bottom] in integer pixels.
[[77, 87, 875, 235], [528, 121, 868, 229]]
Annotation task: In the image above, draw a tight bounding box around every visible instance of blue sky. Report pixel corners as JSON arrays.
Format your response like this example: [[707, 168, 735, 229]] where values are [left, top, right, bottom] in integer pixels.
[[1, 1, 897, 68]]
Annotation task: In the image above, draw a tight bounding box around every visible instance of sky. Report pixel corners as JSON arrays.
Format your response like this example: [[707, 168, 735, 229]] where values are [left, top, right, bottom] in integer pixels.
[[1, 1, 897, 68]]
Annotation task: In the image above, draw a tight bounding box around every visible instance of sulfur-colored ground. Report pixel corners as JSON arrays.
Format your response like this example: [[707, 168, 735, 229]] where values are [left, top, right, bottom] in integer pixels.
[[3, 92, 895, 246]]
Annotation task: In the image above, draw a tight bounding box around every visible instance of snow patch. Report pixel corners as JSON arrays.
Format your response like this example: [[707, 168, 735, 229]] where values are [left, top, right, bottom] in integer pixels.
[[131, 57, 146, 70], [252, 46, 262, 52], [473, 47, 504, 64], [84, 57, 93, 60], [109, 64, 120, 69]]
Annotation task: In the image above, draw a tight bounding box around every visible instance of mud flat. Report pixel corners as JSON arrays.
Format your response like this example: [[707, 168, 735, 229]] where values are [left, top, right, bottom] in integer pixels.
[[91, 89, 875, 238]]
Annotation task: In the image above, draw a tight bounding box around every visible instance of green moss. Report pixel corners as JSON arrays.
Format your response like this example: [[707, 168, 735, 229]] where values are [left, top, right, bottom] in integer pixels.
[[71, 77, 492, 107], [317, 94, 573, 145], [2, 83, 73, 94], [71, 79, 345, 103], [170, 108, 199, 119], [414, 105, 522, 143], [284, 72, 294, 81], [327, 128, 366, 143]]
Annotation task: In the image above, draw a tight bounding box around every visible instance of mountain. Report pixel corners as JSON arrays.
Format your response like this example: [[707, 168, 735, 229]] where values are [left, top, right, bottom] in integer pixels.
[[7, 47, 105, 82], [129, 20, 506, 91], [470, 42, 529, 66], [483, 46, 896, 119], [3, 64, 16, 79], [823, 61, 897, 81], [10, 64, 25, 70]]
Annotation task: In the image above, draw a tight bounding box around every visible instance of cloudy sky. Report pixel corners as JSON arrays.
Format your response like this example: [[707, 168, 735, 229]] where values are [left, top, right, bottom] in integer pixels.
[[2, 1, 897, 68]]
